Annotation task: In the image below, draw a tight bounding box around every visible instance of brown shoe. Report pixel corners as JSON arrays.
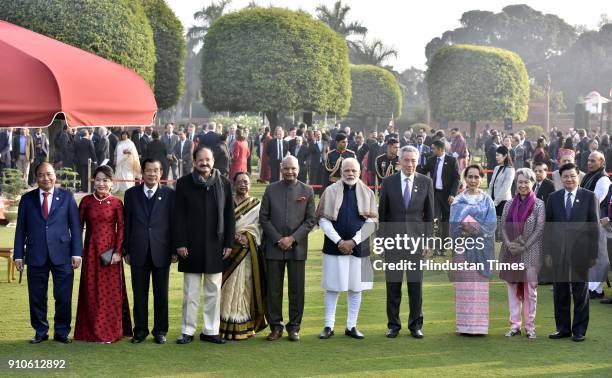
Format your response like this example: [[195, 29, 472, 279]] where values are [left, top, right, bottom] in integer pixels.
[[266, 329, 283, 341]]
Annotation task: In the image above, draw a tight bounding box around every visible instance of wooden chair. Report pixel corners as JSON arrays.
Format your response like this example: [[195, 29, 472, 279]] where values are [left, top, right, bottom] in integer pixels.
[[0, 247, 16, 283]]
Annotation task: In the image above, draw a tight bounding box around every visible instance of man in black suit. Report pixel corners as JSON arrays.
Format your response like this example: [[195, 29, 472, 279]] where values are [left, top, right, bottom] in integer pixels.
[[198, 123, 220, 150], [173, 129, 193, 177], [411, 133, 430, 174], [108, 128, 119, 168], [292, 136, 309, 183], [423, 140, 460, 255], [123, 159, 175, 344], [307, 129, 327, 195], [73, 129, 97, 192], [367, 133, 386, 186], [544, 163, 599, 342], [354, 134, 368, 166], [266, 126, 289, 183], [533, 162, 555, 205], [379, 145, 434, 339]]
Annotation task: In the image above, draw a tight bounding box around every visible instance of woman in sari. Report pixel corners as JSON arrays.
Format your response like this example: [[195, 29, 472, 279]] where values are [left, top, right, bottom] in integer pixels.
[[258, 129, 272, 183], [219, 172, 267, 340], [500, 168, 545, 339], [113, 131, 141, 193], [450, 164, 497, 336]]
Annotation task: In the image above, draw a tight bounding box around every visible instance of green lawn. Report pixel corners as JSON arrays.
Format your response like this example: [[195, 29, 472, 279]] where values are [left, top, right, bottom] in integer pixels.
[[0, 183, 611, 377]]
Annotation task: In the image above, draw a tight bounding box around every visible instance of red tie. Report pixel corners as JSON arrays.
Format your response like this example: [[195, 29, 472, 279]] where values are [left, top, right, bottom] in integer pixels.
[[42, 192, 49, 220]]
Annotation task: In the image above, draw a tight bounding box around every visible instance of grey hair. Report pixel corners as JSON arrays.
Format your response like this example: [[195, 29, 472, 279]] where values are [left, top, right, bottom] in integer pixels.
[[399, 145, 420, 162], [341, 157, 360, 170], [281, 154, 298, 166], [516, 167, 536, 183], [97, 126, 107, 136]]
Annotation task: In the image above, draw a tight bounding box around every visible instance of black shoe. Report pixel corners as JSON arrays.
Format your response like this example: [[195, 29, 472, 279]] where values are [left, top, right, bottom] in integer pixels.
[[345, 327, 365, 339], [130, 336, 146, 344], [410, 329, 424, 339], [30, 334, 48, 344], [53, 334, 72, 344], [288, 331, 300, 342], [589, 290, 604, 299], [199, 333, 226, 344], [319, 327, 334, 339], [600, 297, 612, 304], [385, 328, 399, 338], [154, 335, 166, 344], [176, 334, 194, 344], [572, 334, 586, 342], [548, 331, 572, 339]]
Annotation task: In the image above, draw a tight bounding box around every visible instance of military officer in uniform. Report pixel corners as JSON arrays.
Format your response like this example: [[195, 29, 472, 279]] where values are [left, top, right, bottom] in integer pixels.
[[325, 133, 355, 187], [375, 138, 400, 184]]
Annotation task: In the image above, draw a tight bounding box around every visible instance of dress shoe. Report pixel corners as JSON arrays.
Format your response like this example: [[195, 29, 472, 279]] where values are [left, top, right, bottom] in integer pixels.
[[154, 335, 166, 344], [288, 330, 300, 342], [385, 328, 399, 338], [410, 329, 424, 339], [176, 334, 194, 344], [266, 329, 283, 341], [345, 327, 365, 339], [130, 336, 146, 344], [319, 327, 334, 339], [600, 297, 612, 304], [548, 331, 572, 339], [200, 333, 226, 344], [572, 334, 585, 342], [504, 328, 521, 337], [30, 334, 48, 344], [53, 334, 72, 344], [589, 290, 604, 299]]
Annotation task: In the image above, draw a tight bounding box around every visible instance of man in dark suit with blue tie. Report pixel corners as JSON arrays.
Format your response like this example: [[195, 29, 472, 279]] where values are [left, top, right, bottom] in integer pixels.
[[123, 158, 176, 344], [379, 145, 434, 339], [544, 163, 599, 342], [410, 133, 430, 174], [13, 162, 82, 344]]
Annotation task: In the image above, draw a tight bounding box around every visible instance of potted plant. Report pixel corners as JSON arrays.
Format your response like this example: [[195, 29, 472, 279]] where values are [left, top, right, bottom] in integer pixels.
[[55, 167, 80, 192], [1, 168, 26, 226]]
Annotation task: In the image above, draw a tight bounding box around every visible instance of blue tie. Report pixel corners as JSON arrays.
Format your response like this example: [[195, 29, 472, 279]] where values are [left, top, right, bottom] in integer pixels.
[[565, 192, 572, 220], [403, 178, 411, 209]]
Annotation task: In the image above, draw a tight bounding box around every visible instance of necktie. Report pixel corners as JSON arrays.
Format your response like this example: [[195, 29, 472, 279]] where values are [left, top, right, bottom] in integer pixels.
[[535, 182, 541, 195], [42, 192, 49, 220], [565, 192, 572, 220], [180, 141, 184, 157], [147, 189, 153, 200], [277, 140, 281, 160], [403, 178, 411, 209]]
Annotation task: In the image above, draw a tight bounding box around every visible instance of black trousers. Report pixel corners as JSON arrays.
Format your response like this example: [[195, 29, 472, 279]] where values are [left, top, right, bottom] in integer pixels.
[[130, 254, 170, 338], [77, 163, 89, 192], [553, 281, 589, 336], [265, 259, 305, 332], [270, 161, 281, 183], [434, 190, 451, 241], [386, 270, 423, 332], [27, 261, 73, 337]]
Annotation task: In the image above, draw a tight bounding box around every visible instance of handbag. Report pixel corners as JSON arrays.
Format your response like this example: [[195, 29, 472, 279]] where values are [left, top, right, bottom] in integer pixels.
[[100, 248, 114, 266]]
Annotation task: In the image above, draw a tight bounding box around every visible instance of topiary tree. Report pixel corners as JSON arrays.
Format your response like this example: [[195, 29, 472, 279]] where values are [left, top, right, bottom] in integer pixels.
[[426, 44, 529, 139], [142, 0, 185, 110], [348, 65, 402, 126], [201, 7, 351, 127], [0, 0, 156, 87]]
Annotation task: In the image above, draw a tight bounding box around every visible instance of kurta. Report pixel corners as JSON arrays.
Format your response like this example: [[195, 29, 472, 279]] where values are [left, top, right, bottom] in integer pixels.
[[229, 140, 250, 180], [74, 195, 132, 342]]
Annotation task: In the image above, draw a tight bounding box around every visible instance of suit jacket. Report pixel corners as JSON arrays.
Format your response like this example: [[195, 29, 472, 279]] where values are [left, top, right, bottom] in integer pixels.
[[32, 132, 49, 161], [94, 135, 109, 164], [74, 136, 96, 166], [355, 143, 369, 165], [198, 132, 220, 150], [11, 134, 34, 161], [0, 130, 12, 166], [173, 139, 193, 164], [144, 140, 168, 167], [292, 143, 309, 171], [379, 172, 435, 225], [534, 178, 555, 206], [424, 154, 460, 197], [367, 143, 385, 171], [544, 188, 599, 279], [488, 165, 515, 206], [123, 184, 175, 267], [266, 138, 289, 166], [411, 143, 431, 172], [259, 180, 316, 260], [13, 188, 82, 266], [162, 133, 179, 162], [307, 139, 328, 169]]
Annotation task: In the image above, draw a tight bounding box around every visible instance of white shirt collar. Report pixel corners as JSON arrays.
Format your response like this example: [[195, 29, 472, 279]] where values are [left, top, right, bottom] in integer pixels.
[[39, 187, 55, 197], [143, 183, 159, 196], [400, 170, 415, 182], [565, 187, 578, 197]]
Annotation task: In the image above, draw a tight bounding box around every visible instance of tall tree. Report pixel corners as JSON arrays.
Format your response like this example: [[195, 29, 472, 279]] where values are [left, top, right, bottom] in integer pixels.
[[315, 0, 367, 48], [186, 0, 232, 51], [427, 44, 530, 139], [142, 0, 185, 110], [348, 65, 402, 126], [201, 7, 351, 127], [350, 38, 398, 67], [425, 4, 577, 82]]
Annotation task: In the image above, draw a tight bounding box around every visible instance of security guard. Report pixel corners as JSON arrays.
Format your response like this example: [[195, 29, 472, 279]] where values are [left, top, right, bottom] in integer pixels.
[[375, 138, 400, 183], [325, 133, 355, 186]]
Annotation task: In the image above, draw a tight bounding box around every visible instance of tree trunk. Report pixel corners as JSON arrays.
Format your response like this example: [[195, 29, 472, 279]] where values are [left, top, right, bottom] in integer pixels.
[[266, 111, 278, 128], [303, 111, 313, 127]]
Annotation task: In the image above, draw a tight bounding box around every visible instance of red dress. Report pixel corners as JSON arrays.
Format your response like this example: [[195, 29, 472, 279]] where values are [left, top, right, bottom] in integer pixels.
[[74, 194, 132, 342], [230, 140, 250, 179], [259, 136, 272, 182]]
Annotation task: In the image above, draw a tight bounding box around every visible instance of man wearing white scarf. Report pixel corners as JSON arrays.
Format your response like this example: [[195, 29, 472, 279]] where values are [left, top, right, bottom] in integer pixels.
[[316, 158, 377, 339]]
